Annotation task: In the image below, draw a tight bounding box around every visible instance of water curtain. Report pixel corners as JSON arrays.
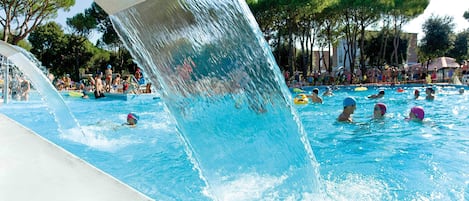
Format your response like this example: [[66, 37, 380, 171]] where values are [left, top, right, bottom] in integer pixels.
[[0, 41, 82, 133], [95, 0, 322, 199]]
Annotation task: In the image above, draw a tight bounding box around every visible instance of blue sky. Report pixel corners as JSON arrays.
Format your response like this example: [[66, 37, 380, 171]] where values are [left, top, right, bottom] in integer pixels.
[[57, 0, 469, 40]]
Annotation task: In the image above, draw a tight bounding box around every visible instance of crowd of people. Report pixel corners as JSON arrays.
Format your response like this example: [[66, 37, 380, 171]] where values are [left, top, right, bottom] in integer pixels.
[[49, 65, 150, 99], [0, 75, 31, 101], [285, 65, 463, 88]]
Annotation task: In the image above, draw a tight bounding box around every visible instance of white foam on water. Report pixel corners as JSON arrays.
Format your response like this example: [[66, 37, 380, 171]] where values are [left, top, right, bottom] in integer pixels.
[[207, 172, 330, 201], [323, 174, 391, 201], [60, 126, 141, 152], [211, 173, 287, 201]]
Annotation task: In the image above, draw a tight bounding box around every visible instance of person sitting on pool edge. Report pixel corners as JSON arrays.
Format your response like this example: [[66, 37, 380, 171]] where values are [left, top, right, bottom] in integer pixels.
[[407, 106, 424, 121], [307, 88, 323, 103], [368, 89, 385, 99], [126, 112, 139, 126], [338, 96, 357, 122], [373, 103, 387, 119]]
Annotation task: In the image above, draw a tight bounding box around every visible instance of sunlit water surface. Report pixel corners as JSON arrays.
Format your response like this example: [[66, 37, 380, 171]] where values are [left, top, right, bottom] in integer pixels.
[[1, 85, 468, 200]]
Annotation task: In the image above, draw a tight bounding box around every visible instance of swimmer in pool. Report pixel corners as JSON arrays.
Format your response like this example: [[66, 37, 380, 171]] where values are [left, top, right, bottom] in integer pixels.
[[407, 106, 424, 121], [368, 90, 385, 99], [126, 112, 139, 126], [307, 88, 323, 103], [425, 87, 435, 100], [414, 89, 420, 99], [459, 88, 464, 94], [323, 86, 333, 96], [373, 103, 387, 119], [338, 97, 356, 122]]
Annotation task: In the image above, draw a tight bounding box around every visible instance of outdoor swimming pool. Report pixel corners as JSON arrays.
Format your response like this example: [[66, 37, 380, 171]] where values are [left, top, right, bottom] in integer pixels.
[[1, 85, 468, 200]]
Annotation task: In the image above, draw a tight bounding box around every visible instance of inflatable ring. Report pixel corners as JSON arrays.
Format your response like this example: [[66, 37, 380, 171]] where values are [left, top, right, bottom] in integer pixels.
[[354, 86, 368, 91], [293, 94, 309, 105], [397, 88, 404, 92]]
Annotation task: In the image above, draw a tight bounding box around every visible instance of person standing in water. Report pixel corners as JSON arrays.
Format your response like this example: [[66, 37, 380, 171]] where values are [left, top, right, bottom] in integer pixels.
[[407, 106, 425, 121], [105, 64, 113, 92], [307, 88, 323, 103], [373, 103, 387, 119], [338, 97, 357, 122], [425, 87, 435, 100], [414, 89, 420, 99]]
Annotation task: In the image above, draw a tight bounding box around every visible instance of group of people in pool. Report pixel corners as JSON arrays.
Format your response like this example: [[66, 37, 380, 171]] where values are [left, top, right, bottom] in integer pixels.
[[337, 85, 466, 123], [337, 96, 425, 123]]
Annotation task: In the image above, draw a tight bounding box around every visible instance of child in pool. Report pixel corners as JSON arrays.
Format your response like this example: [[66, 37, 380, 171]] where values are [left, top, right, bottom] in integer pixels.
[[425, 87, 435, 100], [414, 89, 420, 99], [368, 90, 385, 99], [407, 106, 424, 121], [373, 103, 387, 119], [338, 97, 356, 122], [307, 88, 323, 103], [125, 112, 139, 127]]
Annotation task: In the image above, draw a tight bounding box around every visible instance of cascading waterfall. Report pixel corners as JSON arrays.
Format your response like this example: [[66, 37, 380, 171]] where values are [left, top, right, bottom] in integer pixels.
[[0, 41, 82, 134], [95, 0, 323, 200]]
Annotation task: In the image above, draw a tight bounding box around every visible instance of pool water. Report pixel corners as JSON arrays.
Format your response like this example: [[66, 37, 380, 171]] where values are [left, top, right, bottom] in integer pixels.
[[1, 85, 468, 200]]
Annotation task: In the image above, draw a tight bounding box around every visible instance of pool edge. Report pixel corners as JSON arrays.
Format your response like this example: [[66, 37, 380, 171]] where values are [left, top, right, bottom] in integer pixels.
[[0, 113, 154, 201]]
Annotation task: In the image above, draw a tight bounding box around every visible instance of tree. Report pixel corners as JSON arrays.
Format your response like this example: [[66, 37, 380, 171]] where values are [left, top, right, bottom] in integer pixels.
[[66, 10, 97, 81], [464, 9, 469, 21], [29, 21, 95, 80], [87, 2, 120, 48], [248, 0, 331, 76], [0, 0, 75, 45], [448, 30, 469, 62], [332, 0, 390, 79], [419, 15, 455, 63], [363, 30, 408, 67], [28, 22, 68, 75], [386, 0, 428, 66]]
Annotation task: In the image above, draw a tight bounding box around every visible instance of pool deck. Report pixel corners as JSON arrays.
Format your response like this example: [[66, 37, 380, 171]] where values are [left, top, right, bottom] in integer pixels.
[[0, 114, 153, 201]]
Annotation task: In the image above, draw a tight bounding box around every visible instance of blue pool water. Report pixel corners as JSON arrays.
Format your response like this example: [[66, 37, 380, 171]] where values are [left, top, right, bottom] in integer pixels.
[[1, 85, 468, 200]]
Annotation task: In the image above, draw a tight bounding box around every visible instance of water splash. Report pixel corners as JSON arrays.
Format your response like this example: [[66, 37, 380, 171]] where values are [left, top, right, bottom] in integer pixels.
[[96, 0, 322, 199], [0, 41, 82, 133]]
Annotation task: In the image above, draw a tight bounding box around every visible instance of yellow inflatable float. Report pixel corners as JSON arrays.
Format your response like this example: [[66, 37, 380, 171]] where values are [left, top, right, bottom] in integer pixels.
[[293, 94, 309, 105], [68, 91, 84, 97], [354, 86, 368, 91]]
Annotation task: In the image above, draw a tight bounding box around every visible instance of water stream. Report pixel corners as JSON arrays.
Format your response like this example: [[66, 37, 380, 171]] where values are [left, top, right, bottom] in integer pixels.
[[0, 41, 82, 134], [95, 0, 323, 199]]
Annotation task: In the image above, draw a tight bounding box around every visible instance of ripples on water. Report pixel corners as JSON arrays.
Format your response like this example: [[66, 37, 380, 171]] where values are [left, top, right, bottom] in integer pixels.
[[1, 86, 468, 200]]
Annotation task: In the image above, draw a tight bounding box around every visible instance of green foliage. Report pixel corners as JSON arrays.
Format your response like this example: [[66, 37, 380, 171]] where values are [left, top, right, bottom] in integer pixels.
[[448, 30, 469, 62], [28, 22, 68, 74], [419, 15, 455, 60], [87, 2, 120, 47], [66, 13, 97, 36], [0, 0, 75, 44], [363, 31, 408, 66], [29, 22, 95, 81]]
